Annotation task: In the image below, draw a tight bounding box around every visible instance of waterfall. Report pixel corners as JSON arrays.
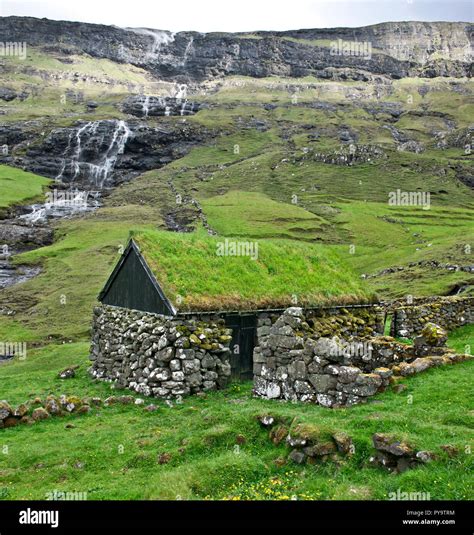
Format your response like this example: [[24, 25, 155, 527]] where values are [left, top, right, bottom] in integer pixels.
[[142, 95, 150, 118], [183, 36, 194, 63], [55, 120, 132, 187], [125, 27, 175, 58], [175, 84, 188, 99], [97, 120, 131, 184]]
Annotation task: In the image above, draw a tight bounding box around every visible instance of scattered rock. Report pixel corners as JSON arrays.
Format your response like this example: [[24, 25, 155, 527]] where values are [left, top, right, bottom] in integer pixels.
[[58, 366, 77, 379], [158, 453, 172, 465], [45, 398, 63, 416], [441, 444, 459, 458], [0, 401, 12, 420], [13, 404, 28, 417], [416, 450, 436, 463], [288, 449, 306, 464], [373, 433, 414, 457], [32, 407, 50, 421], [257, 414, 275, 428], [3, 417, 19, 428], [332, 431, 354, 454], [371, 433, 433, 473]]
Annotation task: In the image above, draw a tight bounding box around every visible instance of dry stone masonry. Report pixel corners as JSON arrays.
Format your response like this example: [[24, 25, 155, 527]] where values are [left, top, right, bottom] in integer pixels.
[[390, 296, 473, 338], [253, 307, 472, 408], [90, 305, 232, 398], [89, 296, 473, 405]]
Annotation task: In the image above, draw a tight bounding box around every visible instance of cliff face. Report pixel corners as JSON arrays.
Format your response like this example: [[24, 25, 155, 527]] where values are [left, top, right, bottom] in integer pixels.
[[0, 17, 472, 81]]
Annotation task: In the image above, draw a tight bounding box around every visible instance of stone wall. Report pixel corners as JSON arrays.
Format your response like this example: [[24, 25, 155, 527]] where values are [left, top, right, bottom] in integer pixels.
[[302, 305, 384, 338], [390, 296, 474, 338], [253, 307, 471, 408], [89, 296, 473, 405], [89, 305, 232, 398]]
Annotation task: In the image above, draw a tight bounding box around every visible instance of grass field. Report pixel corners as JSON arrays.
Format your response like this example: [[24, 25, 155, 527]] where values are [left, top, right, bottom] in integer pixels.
[[0, 325, 472, 500], [0, 164, 50, 209]]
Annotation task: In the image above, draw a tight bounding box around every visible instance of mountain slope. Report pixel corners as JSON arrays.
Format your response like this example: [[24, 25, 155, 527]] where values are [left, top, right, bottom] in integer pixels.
[[0, 17, 472, 80], [0, 17, 472, 343]]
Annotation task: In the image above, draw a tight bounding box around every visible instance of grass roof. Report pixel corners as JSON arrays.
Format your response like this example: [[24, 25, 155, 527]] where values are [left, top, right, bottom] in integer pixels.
[[131, 229, 372, 312]]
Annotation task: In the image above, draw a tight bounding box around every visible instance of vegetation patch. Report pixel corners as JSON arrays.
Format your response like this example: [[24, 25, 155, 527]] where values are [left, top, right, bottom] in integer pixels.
[[133, 228, 371, 311]]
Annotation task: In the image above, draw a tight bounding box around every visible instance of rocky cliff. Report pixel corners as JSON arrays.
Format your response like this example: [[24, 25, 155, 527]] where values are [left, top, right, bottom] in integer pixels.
[[0, 17, 472, 81]]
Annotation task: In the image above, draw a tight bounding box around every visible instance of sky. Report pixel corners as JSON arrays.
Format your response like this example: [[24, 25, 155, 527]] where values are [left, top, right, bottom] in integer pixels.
[[0, 0, 472, 32]]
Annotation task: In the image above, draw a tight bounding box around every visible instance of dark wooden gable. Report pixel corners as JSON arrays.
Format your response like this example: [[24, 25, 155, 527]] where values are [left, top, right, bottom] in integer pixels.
[[98, 240, 176, 316]]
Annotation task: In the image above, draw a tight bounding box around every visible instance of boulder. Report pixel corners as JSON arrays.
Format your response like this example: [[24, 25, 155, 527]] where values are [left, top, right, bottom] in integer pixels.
[[32, 407, 50, 421], [0, 400, 12, 420], [58, 367, 76, 379], [288, 449, 306, 464], [372, 433, 414, 457], [332, 431, 354, 454]]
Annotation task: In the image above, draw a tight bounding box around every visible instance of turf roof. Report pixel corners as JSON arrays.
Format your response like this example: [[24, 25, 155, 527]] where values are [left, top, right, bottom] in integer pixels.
[[128, 229, 372, 312]]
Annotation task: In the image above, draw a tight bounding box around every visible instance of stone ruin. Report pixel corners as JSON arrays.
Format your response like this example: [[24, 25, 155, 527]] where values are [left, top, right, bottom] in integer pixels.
[[90, 305, 232, 398]]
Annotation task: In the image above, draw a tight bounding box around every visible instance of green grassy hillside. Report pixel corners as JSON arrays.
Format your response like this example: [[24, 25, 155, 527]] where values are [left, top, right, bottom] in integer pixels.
[[0, 44, 473, 502], [0, 164, 50, 209], [0, 328, 472, 500]]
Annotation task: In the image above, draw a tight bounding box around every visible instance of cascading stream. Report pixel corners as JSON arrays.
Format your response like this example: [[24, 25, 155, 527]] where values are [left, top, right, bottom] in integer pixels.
[[55, 119, 132, 188]]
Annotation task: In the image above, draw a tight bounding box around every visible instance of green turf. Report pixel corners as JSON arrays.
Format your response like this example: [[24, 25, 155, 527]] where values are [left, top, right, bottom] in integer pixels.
[[134, 228, 370, 311], [0, 323, 472, 500], [0, 164, 51, 209]]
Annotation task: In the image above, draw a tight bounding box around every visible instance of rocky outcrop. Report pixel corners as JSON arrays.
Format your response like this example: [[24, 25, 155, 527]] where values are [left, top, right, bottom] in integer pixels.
[[0, 17, 471, 81], [5, 119, 214, 186]]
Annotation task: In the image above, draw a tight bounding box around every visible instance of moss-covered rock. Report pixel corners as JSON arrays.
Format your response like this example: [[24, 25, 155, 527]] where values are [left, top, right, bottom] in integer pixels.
[[32, 407, 50, 421], [0, 401, 13, 420]]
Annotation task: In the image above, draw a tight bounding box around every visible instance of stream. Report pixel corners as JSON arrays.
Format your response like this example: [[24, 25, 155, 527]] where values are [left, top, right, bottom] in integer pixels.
[[0, 189, 101, 290]]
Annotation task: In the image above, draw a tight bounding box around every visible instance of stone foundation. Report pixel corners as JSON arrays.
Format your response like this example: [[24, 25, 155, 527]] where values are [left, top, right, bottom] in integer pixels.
[[89, 305, 232, 398]]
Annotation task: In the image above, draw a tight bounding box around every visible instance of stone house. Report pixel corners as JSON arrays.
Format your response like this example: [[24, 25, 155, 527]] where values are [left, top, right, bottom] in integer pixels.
[[89, 230, 473, 406]]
